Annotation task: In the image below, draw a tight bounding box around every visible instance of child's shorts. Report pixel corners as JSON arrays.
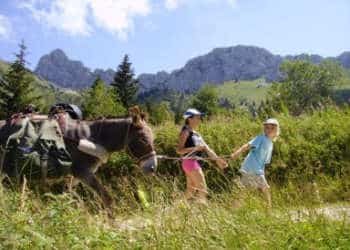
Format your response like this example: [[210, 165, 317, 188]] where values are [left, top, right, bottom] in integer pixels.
[[182, 159, 201, 174], [239, 170, 270, 190]]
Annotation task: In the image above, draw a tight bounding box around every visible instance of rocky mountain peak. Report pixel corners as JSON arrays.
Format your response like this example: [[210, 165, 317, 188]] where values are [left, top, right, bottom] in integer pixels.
[[35, 50, 114, 89], [34, 46, 350, 92]]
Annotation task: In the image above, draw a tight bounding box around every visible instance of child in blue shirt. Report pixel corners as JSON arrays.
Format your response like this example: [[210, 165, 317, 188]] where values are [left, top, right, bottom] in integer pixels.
[[231, 118, 280, 208]]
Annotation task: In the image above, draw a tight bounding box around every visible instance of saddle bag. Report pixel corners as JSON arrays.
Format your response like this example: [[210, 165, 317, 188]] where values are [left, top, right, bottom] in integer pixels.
[[0, 116, 72, 179]]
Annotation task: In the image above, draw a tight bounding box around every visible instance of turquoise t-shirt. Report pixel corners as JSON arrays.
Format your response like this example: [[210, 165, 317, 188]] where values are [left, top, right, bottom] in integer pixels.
[[240, 135, 273, 175]]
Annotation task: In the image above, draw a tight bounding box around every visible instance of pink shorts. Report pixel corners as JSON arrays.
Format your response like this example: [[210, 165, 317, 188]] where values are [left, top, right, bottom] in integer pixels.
[[182, 159, 201, 173]]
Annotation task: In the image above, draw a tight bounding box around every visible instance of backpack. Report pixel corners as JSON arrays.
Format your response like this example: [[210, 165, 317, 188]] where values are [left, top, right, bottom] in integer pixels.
[[0, 116, 72, 179]]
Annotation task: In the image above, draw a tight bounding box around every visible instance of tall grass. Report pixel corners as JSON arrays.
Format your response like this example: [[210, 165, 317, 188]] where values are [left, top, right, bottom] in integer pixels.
[[1, 106, 350, 249], [1, 182, 349, 249]]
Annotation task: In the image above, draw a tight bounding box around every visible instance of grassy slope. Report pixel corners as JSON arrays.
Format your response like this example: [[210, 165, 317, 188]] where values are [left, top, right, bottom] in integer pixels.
[[0, 60, 9, 73], [216, 75, 350, 106], [216, 79, 270, 105]]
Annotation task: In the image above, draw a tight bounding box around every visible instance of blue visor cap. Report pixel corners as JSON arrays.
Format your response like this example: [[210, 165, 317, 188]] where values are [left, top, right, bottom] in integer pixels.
[[183, 108, 205, 119]]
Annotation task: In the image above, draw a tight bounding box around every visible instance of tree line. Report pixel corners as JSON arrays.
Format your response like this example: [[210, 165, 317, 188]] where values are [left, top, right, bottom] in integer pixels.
[[1, 41, 349, 122]]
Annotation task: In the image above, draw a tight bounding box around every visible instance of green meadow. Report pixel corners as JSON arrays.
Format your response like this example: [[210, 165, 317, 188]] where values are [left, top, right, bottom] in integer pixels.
[[216, 79, 270, 105], [1, 106, 350, 249]]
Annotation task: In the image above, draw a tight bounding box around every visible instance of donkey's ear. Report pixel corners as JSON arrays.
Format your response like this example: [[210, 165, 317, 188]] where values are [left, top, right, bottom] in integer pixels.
[[129, 106, 145, 128], [128, 106, 140, 116], [140, 112, 148, 121]]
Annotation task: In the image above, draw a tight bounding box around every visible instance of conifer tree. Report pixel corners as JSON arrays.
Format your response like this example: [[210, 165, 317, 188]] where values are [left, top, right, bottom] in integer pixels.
[[0, 40, 37, 119], [111, 55, 139, 109]]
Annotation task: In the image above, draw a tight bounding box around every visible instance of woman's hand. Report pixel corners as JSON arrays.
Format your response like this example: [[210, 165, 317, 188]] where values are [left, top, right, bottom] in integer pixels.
[[195, 145, 208, 152]]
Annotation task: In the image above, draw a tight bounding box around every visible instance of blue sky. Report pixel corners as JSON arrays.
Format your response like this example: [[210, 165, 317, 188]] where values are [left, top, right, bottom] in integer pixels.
[[0, 0, 349, 75]]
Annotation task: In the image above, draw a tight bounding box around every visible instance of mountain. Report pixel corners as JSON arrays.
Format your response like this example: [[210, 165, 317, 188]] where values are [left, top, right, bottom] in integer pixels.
[[139, 46, 350, 92], [35, 49, 114, 89], [338, 52, 350, 69], [35, 46, 350, 92], [0, 59, 82, 108], [140, 46, 283, 92]]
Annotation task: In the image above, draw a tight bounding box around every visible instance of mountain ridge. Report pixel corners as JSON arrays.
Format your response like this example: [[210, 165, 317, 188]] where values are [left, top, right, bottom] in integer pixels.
[[34, 45, 350, 92]]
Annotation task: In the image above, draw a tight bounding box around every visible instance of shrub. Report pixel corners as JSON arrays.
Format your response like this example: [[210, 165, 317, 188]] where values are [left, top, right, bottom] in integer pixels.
[[191, 85, 220, 116]]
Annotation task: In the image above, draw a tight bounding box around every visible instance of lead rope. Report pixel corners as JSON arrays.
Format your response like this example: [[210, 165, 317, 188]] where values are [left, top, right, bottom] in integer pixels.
[[156, 154, 233, 162]]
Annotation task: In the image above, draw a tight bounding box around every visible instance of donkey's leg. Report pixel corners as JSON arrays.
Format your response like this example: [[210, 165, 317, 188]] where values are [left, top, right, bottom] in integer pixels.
[[66, 175, 79, 193], [69, 150, 113, 209], [76, 171, 113, 208]]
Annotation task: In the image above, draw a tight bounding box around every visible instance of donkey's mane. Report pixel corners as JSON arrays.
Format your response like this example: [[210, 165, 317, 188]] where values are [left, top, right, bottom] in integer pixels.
[[84, 115, 130, 122], [85, 117, 131, 123]]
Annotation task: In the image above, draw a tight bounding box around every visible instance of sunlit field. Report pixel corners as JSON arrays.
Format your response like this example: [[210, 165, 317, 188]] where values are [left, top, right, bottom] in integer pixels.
[[1, 106, 350, 249]]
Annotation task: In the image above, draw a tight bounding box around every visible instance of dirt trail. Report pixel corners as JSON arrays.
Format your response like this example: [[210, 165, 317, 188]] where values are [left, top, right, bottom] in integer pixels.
[[289, 205, 350, 222], [114, 216, 153, 231], [113, 204, 350, 232]]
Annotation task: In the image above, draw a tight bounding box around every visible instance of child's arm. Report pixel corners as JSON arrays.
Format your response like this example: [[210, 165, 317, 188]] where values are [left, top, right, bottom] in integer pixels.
[[176, 130, 206, 155], [231, 143, 251, 160]]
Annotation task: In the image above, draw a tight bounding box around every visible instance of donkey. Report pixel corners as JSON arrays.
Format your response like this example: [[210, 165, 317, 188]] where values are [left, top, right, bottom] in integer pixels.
[[0, 107, 158, 208]]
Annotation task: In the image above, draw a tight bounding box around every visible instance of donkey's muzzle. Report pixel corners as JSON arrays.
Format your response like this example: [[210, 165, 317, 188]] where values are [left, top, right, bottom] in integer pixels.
[[141, 155, 158, 174]]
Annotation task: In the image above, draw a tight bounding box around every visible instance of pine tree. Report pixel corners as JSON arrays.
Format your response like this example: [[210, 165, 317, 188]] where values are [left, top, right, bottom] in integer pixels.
[[83, 76, 125, 119], [111, 55, 139, 109], [0, 40, 37, 119]]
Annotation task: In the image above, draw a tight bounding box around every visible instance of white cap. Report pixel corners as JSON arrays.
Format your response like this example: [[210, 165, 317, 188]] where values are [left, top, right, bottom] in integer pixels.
[[183, 108, 205, 119], [263, 118, 280, 137], [263, 118, 279, 126]]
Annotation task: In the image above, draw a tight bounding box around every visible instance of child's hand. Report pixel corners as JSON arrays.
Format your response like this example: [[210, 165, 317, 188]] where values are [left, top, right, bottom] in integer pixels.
[[216, 158, 228, 169], [279, 162, 287, 169], [230, 144, 249, 160], [230, 152, 238, 160]]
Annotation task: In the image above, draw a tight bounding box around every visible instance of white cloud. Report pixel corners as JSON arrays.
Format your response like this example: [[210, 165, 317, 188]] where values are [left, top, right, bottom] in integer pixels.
[[226, 0, 237, 8], [19, 0, 237, 38], [164, 0, 238, 10], [20, 0, 91, 36], [165, 0, 181, 10], [89, 0, 150, 40], [0, 14, 12, 39], [20, 0, 151, 39]]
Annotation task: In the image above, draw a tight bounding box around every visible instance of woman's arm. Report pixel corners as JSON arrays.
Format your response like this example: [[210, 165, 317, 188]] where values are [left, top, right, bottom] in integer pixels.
[[201, 141, 228, 169], [176, 130, 206, 155], [231, 143, 251, 160], [29, 114, 49, 121]]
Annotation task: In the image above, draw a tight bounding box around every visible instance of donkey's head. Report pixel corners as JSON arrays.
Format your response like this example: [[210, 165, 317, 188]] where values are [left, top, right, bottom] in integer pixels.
[[126, 106, 157, 174]]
